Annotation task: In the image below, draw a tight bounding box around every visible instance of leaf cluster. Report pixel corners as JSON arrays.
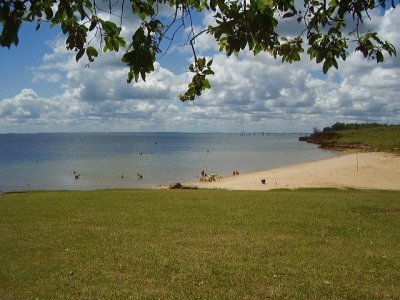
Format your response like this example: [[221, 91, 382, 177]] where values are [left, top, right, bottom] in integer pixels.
[[300, 0, 397, 72], [180, 58, 214, 101]]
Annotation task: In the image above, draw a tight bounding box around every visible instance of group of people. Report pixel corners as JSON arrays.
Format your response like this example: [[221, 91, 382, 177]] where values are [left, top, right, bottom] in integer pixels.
[[199, 170, 223, 182]]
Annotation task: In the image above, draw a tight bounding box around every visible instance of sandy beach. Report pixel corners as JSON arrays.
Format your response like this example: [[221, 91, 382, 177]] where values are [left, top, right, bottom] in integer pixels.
[[188, 152, 400, 190]]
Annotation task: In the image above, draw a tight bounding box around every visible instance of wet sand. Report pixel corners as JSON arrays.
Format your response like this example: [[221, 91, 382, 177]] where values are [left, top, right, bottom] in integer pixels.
[[187, 152, 400, 190]]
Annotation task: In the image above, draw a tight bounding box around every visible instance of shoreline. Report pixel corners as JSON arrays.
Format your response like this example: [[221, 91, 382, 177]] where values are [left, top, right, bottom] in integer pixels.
[[185, 151, 400, 191]]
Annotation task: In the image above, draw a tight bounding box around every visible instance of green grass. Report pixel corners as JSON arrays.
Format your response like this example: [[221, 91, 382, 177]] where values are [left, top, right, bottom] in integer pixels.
[[1, 189, 400, 299], [337, 125, 400, 152]]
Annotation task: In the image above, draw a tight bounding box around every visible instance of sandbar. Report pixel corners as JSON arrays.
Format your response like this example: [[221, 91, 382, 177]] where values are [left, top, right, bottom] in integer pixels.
[[187, 152, 400, 191]]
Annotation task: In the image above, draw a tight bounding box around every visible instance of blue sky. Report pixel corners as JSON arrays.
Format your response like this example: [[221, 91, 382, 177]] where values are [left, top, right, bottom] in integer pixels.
[[0, 23, 58, 97], [0, 4, 399, 133]]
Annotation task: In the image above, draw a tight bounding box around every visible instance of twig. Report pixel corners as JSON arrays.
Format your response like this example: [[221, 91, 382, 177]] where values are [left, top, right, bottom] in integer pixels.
[[120, 0, 125, 26], [189, 28, 209, 66]]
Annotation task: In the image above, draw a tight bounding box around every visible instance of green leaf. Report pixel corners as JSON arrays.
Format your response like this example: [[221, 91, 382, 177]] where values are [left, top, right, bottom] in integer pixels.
[[202, 79, 211, 89], [52, 7, 66, 24], [117, 37, 126, 48], [376, 51, 384, 63], [203, 69, 215, 75], [45, 7, 53, 20], [86, 46, 98, 62], [140, 70, 146, 81], [322, 59, 331, 73], [332, 58, 338, 69], [316, 50, 324, 63], [282, 12, 295, 18], [101, 20, 119, 35], [76, 49, 85, 62], [197, 58, 206, 71], [89, 19, 97, 31]]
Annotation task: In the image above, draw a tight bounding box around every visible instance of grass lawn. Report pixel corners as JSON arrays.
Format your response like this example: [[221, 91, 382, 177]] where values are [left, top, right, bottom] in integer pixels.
[[337, 125, 400, 152], [1, 189, 399, 299]]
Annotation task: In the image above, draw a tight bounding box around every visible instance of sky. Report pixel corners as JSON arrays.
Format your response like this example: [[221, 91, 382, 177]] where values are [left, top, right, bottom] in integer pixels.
[[0, 3, 399, 133]]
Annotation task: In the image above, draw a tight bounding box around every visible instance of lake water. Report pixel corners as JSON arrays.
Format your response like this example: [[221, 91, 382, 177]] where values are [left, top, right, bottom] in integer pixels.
[[0, 132, 336, 192]]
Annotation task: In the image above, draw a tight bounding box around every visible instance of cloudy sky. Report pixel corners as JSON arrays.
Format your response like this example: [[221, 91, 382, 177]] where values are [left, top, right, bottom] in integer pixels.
[[0, 4, 399, 133]]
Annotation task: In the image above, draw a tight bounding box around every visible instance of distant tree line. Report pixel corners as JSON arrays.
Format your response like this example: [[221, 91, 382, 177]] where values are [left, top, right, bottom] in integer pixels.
[[322, 122, 394, 132]]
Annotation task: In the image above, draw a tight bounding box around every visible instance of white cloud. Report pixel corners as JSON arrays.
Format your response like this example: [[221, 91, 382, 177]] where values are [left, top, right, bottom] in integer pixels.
[[1, 6, 399, 133], [32, 72, 62, 83]]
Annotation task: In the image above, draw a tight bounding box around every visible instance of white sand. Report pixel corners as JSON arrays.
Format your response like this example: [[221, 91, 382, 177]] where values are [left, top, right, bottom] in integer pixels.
[[187, 152, 400, 191]]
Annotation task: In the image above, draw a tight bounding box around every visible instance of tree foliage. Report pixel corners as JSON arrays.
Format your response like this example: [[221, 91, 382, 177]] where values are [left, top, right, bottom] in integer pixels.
[[0, 0, 398, 101], [323, 122, 396, 132]]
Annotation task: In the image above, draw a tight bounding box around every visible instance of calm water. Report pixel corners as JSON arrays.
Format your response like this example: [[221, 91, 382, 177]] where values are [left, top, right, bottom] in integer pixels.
[[0, 132, 336, 192]]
